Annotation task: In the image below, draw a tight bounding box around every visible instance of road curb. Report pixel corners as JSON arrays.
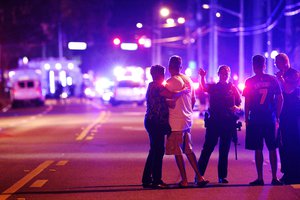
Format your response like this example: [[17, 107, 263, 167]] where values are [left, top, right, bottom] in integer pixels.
[[0, 98, 10, 112]]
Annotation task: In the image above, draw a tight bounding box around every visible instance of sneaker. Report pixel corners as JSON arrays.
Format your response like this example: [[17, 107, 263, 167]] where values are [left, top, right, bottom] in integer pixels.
[[197, 180, 209, 187], [249, 179, 264, 186], [271, 178, 283, 186], [218, 178, 229, 184]]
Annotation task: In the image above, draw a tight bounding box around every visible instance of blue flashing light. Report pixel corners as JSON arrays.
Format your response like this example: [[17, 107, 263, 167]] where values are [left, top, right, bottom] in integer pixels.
[[188, 61, 196, 69]]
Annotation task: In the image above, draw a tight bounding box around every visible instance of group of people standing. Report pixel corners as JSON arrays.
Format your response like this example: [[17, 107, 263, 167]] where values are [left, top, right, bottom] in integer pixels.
[[142, 53, 299, 189]]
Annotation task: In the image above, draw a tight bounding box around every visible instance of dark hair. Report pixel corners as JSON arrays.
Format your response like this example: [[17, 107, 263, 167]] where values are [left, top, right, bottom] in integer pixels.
[[252, 55, 265, 69], [217, 65, 230, 74], [169, 55, 182, 69], [150, 65, 165, 80]]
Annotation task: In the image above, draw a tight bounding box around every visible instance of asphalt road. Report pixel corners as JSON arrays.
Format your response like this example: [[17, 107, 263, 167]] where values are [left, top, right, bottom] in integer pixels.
[[0, 98, 299, 200]]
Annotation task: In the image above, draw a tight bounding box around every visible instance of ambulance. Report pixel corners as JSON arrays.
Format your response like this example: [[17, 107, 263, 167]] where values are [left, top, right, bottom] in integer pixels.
[[8, 68, 45, 108]]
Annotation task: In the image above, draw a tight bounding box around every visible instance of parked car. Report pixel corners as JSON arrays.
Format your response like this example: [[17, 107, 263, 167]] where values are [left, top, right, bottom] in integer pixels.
[[110, 80, 146, 106]]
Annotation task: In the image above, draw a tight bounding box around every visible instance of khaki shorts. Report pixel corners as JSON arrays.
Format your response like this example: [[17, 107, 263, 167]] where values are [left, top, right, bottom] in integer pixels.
[[166, 130, 193, 155]]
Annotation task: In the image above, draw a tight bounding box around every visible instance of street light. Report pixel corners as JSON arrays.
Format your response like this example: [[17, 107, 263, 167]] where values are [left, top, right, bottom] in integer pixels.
[[113, 37, 121, 46], [152, 7, 167, 65], [136, 23, 143, 29], [160, 7, 170, 18], [152, 7, 175, 65], [152, 7, 188, 66], [177, 17, 185, 24], [203, 1, 244, 82]]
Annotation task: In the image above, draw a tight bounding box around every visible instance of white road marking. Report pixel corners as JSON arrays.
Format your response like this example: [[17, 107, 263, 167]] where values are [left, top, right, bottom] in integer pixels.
[[122, 126, 145, 131]]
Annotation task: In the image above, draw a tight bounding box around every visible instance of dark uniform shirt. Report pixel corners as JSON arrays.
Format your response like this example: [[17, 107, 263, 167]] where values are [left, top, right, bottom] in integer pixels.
[[279, 67, 300, 130], [243, 74, 281, 123], [283, 68, 300, 86], [207, 82, 241, 121]]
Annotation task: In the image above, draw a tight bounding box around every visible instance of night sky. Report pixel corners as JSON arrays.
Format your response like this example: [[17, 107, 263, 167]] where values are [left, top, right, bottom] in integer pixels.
[[0, 0, 299, 77], [108, 0, 188, 39]]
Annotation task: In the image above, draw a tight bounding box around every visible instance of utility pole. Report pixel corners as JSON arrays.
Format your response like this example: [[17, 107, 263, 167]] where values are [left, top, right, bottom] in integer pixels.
[[206, 0, 244, 82], [0, 44, 3, 97], [252, 0, 264, 75], [58, 22, 63, 58], [285, 0, 293, 55], [239, 0, 244, 82], [196, 0, 203, 69], [152, 5, 162, 66], [209, 0, 218, 80], [185, 0, 193, 67], [266, 0, 273, 75]]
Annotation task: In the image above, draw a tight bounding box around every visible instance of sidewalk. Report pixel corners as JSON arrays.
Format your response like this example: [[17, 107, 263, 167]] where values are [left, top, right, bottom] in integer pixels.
[[0, 94, 10, 111]]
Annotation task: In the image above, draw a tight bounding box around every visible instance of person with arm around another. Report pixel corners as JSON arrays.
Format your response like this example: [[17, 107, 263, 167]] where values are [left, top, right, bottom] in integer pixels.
[[165, 55, 209, 188], [142, 64, 188, 189]]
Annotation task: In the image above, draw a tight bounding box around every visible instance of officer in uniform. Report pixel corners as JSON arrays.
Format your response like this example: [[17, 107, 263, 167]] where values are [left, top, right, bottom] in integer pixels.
[[275, 53, 300, 184], [197, 65, 242, 184]]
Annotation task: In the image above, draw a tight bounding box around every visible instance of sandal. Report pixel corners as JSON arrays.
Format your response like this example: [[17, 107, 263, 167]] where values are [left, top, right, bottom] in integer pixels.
[[178, 180, 189, 188]]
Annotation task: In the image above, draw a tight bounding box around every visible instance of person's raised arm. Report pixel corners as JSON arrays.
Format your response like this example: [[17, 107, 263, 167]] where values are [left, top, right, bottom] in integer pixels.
[[199, 68, 208, 92]]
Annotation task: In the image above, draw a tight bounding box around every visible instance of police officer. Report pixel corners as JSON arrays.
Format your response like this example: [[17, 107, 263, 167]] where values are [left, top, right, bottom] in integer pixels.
[[197, 65, 242, 184], [275, 53, 300, 184]]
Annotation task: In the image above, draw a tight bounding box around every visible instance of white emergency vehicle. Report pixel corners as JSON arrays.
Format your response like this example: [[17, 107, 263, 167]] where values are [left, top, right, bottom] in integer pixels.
[[110, 66, 146, 106], [8, 68, 45, 107]]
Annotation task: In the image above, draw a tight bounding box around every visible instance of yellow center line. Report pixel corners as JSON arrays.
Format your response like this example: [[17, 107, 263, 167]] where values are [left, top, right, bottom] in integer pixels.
[[56, 160, 68, 166], [86, 136, 94, 140], [30, 179, 48, 188], [76, 111, 107, 141], [0, 160, 54, 200]]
